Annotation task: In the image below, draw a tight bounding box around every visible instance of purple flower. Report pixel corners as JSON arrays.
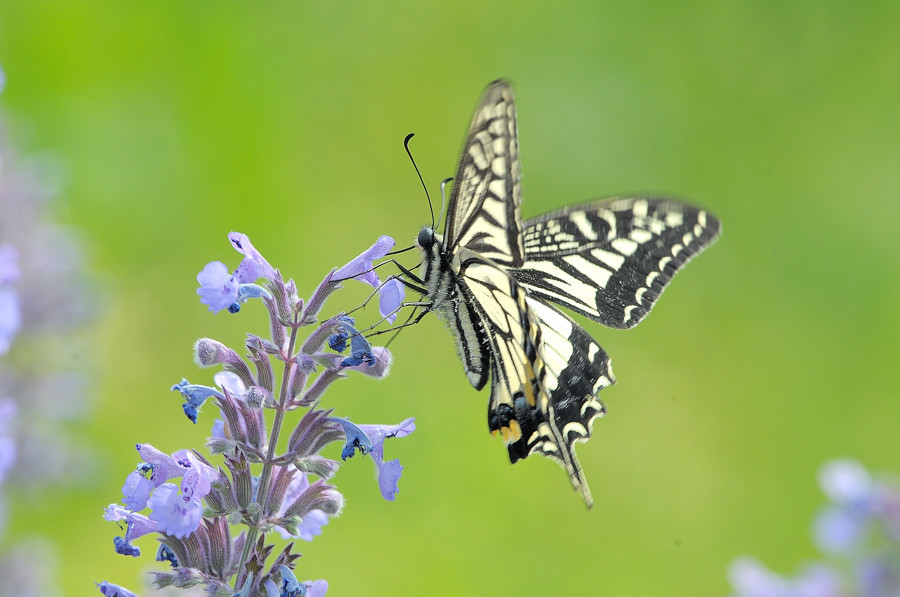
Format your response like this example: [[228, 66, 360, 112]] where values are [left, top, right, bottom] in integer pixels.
[[197, 233, 274, 313], [304, 579, 329, 597], [819, 459, 873, 504], [814, 460, 876, 554], [121, 469, 153, 511], [197, 261, 238, 313], [0, 244, 21, 354], [228, 232, 276, 283], [0, 244, 19, 284], [334, 417, 415, 501], [334, 235, 394, 287], [147, 482, 203, 539], [378, 277, 405, 324], [343, 346, 392, 378], [275, 472, 333, 541], [96, 580, 140, 597], [728, 556, 842, 597], [0, 400, 16, 484], [103, 504, 158, 556], [122, 444, 216, 512]]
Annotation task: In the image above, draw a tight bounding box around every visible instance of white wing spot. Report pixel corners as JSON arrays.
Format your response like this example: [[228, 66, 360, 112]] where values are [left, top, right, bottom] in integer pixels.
[[630, 228, 653, 244], [570, 211, 599, 241], [491, 156, 506, 177], [469, 145, 489, 170], [665, 211, 684, 227], [591, 248, 625, 271], [599, 210, 617, 240], [611, 237, 638, 256], [488, 179, 506, 199], [633, 199, 649, 218], [623, 304, 637, 323]]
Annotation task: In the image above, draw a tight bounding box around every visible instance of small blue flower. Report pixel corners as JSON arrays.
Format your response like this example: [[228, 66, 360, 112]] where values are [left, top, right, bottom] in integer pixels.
[[328, 331, 349, 353], [96, 580, 140, 597], [342, 346, 392, 378], [378, 277, 405, 324], [334, 235, 394, 287], [333, 418, 415, 501], [332, 418, 373, 460], [155, 544, 179, 568], [279, 565, 305, 597], [103, 504, 158, 556], [342, 326, 375, 368], [171, 378, 225, 423], [113, 536, 141, 557]]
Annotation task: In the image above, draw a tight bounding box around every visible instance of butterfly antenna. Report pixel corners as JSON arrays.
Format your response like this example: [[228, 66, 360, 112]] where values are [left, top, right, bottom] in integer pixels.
[[404, 133, 435, 229]]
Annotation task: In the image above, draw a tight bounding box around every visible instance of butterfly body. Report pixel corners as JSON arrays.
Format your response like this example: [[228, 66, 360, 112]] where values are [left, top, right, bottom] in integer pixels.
[[416, 81, 720, 507]]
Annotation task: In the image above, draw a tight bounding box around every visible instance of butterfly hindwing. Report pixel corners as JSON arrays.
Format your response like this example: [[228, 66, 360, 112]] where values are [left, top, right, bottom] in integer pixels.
[[513, 198, 721, 329], [456, 250, 613, 507]]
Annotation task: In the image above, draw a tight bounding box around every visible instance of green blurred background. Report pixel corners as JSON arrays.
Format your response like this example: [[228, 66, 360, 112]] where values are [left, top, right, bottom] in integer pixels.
[[1, 1, 898, 595]]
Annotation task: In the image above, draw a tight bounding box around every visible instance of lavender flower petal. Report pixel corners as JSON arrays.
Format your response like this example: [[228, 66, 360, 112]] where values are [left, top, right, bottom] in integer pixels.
[[228, 232, 276, 282], [304, 579, 328, 597], [197, 261, 238, 313], [334, 235, 394, 287], [0, 400, 16, 483], [378, 277, 405, 324], [819, 459, 873, 504], [147, 482, 202, 539], [96, 580, 141, 597]]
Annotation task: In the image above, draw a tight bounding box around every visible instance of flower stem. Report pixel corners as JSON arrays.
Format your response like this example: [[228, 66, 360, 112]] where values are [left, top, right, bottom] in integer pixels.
[[235, 317, 300, 587]]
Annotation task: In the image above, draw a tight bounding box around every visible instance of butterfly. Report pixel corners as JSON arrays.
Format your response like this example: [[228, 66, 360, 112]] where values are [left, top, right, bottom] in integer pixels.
[[413, 80, 720, 507]]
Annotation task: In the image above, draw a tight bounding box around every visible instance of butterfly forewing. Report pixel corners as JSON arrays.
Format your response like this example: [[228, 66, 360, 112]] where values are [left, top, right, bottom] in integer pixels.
[[513, 198, 721, 329], [444, 81, 525, 267]]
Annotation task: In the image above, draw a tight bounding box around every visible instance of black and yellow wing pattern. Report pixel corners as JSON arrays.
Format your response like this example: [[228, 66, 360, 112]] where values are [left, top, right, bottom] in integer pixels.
[[416, 81, 720, 507]]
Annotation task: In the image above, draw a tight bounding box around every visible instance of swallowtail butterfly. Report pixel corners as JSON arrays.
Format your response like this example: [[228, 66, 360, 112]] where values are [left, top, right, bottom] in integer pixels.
[[414, 81, 720, 507]]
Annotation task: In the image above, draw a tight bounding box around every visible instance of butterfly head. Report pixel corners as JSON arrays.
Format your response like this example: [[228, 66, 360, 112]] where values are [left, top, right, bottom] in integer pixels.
[[416, 226, 436, 252]]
